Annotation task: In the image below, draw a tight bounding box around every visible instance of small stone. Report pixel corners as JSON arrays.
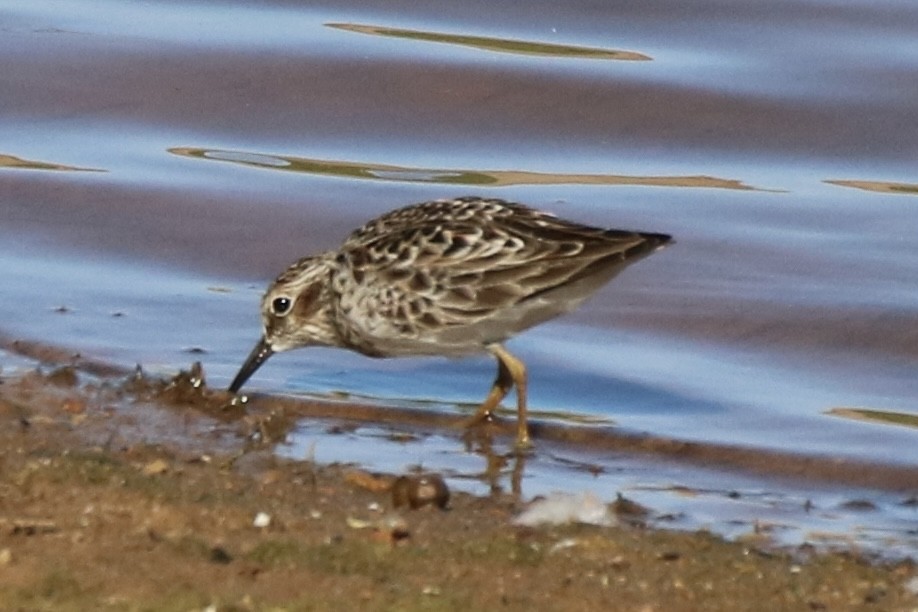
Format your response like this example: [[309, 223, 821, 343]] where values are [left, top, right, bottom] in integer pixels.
[[549, 538, 579, 554], [253, 512, 271, 528], [260, 469, 282, 485], [62, 399, 86, 414], [209, 546, 232, 564], [142, 459, 169, 476], [381, 514, 411, 542], [344, 469, 393, 493], [346, 517, 372, 530], [391, 474, 450, 510], [47, 367, 78, 388]]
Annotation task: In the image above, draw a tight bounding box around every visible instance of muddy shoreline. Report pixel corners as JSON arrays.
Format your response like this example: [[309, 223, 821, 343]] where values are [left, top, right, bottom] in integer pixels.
[[0, 343, 916, 609], [6, 334, 917, 493]]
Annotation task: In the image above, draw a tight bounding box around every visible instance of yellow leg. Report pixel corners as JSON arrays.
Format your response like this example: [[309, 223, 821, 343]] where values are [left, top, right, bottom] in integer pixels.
[[487, 344, 531, 450], [468, 350, 514, 423]]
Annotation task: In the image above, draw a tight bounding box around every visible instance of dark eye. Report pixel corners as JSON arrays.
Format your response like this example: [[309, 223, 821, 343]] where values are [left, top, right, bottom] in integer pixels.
[[271, 296, 292, 315]]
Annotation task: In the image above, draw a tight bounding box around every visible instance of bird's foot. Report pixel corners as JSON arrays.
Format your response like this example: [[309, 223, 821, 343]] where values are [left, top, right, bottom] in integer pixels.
[[512, 433, 534, 455]]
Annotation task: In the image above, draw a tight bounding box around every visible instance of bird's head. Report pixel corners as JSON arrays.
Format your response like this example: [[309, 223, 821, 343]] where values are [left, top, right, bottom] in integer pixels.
[[228, 254, 337, 393]]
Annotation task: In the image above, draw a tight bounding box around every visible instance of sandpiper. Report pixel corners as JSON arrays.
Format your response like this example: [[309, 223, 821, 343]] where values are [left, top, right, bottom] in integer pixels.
[[228, 196, 671, 448]]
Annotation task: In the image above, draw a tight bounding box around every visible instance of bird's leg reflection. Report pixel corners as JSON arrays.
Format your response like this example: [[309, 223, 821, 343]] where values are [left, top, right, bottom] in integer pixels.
[[463, 429, 528, 498]]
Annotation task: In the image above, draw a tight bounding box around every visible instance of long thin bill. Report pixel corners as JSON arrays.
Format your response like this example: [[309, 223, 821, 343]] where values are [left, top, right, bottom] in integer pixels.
[[228, 337, 274, 393]]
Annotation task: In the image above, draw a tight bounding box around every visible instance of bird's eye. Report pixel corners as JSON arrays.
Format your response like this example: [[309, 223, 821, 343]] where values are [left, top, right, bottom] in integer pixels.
[[271, 296, 292, 315]]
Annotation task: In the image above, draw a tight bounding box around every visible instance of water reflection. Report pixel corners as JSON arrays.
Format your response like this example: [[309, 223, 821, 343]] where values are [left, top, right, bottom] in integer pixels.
[[462, 429, 526, 497], [278, 416, 918, 559], [169, 147, 759, 190], [0, 153, 102, 172], [326, 22, 652, 61], [825, 179, 918, 196], [826, 407, 918, 430]]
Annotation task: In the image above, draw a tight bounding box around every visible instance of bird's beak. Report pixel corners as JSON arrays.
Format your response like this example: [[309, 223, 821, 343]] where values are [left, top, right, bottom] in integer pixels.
[[228, 336, 274, 393]]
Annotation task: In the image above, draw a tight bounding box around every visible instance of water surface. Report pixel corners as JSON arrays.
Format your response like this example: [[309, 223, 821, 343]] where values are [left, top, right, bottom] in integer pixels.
[[1, 0, 916, 556]]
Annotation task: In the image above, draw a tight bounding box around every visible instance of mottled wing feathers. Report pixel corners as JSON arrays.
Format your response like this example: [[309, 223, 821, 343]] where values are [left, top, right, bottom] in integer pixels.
[[335, 198, 670, 341], [346, 197, 520, 244]]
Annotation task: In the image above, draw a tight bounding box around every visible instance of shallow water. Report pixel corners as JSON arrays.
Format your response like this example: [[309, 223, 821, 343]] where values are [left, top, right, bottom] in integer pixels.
[[2, 0, 917, 556]]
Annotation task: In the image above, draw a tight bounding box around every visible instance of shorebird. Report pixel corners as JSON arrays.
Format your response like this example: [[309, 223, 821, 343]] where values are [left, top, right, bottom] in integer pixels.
[[228, 196, 671, 448]]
